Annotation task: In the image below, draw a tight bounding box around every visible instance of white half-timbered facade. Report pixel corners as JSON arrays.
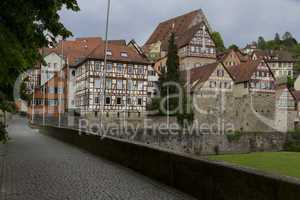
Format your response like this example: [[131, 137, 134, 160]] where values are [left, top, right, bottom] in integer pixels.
[[178, 24, 216, 60], [75, 43, 151, 117], [227, 59, 276, 95]]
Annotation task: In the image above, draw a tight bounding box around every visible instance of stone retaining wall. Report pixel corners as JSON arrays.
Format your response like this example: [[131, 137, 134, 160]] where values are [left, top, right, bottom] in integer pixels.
[[40, 126, 300, 200]]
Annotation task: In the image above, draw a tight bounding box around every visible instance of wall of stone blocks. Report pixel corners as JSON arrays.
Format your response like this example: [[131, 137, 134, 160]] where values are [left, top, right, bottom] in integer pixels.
[[41, 126, 300, 200]]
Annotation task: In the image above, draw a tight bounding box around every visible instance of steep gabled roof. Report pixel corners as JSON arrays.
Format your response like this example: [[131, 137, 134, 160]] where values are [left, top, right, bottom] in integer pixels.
[[158, 22, 208, 51], [227, 60, 263, 83], [236, 50, 249, 62], [108, 40, 127, 46], [145, 9, 210, 46], [83, 42, 150, 65], [41, 37, 103, 66], [220, 49, 249, 63], [252, 50, 296, 62], [127, 39, 147, 58], [176, 22, 210, 49], [182, 62, 219, 84]]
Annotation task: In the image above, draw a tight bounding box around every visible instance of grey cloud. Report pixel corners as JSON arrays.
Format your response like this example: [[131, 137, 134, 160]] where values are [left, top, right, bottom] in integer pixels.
[[60, 0, 300, 48]]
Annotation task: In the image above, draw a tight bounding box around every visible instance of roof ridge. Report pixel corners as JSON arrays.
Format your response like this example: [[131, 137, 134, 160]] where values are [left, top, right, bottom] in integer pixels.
[[159, 9, 202, 25]]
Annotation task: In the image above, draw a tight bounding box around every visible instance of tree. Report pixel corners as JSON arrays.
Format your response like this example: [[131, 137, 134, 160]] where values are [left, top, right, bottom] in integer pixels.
[[164, 32, 180, 114], [282, 32, 293, 41], [176, 89, 194, 129], [292, 44, 300, 73], [274, 33, 281, 45], [0, 92, 16, 142], [287, 75, 295, 89], [228, 44, 239, 51], [0, 0, 79, 136], [257, 36, 267, 49], [211, 32, 226, 53], [0, 0, 79, 102]]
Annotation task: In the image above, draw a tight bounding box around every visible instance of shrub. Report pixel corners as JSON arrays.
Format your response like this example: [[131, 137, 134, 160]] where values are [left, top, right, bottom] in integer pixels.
[[226, 131, 242, 143], [284, 130, 300, 152], [146, 97, 165, 116], [214, 145, 220, 155], [0, 122, 8, 144]]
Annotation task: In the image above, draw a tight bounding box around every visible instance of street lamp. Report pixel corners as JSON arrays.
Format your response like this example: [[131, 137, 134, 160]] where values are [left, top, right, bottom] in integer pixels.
[[58, 39, 64, 128], [100, 0, 111, 128]]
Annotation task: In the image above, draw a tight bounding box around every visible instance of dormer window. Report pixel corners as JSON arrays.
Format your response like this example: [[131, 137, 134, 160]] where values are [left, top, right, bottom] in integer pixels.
[[106, 50, 112, 56], [121, 52, 128, 57]]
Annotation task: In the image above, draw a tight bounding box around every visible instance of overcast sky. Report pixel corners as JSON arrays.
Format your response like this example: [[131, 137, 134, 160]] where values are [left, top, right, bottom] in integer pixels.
[[60, 0, 300, 47]]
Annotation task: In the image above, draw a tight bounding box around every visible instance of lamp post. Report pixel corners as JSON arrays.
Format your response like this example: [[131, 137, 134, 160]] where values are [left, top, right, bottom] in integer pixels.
[[58, 39, 64, 128], [31, 70, 36, 124], [100, 0, 111, 128]]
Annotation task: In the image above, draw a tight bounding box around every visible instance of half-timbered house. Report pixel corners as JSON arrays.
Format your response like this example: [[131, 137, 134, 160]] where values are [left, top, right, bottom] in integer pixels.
[[75, 41, 151, 118], [252, 50, 296, 79], [219, 49, 249, 67], [184, 62, 234, 131], [144, 9, 216, 72]]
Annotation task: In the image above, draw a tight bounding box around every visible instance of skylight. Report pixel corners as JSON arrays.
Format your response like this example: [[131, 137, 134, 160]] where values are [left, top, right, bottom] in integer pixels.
[[121, 52, 128, 57], [106, 50, 112, 56]]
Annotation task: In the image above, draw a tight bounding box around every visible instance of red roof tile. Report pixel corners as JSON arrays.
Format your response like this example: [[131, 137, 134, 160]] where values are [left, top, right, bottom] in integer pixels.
[[86, 42, 150, 64], [41, 37, 103, 66], [183, 62, 219, 84], [252, 50, 296, 62], [145, 9, 210, 46], [227, 60, 262, 83]]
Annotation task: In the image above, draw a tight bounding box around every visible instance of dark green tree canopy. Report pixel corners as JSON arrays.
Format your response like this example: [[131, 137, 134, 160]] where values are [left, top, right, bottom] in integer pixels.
[[228, 44, 239, 51], [211, 32, 225, 53], [166, 33, 180, 84], [0, 0, 79, 100], [274, 33, 281, 44], [257, 36, 267, 49], [259, 32, 298, 51]]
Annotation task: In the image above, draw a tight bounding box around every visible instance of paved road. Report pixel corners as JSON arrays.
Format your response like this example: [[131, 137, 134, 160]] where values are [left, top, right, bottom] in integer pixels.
[[0, 116, 195, 200]]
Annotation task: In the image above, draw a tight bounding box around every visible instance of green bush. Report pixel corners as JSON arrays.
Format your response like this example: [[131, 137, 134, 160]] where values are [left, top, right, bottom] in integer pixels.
[[214, 145, 220, 155], [284, 131, 300, 152], [226, 131, 242, 143], [0, 122, 8, 144]]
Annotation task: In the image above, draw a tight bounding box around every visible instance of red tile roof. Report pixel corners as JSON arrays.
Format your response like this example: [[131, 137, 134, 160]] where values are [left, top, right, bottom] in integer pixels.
[[219, 49, 249, 63], [108, 40, 127, 46], [41, 37, 103, 66], [252, 50, 296, 62], [183, 62, 219, 84], [41, 37, 149, 66], [176, 22, 208, 49], [145, 9, 210, 46], [227, 60, 262, 83], [86, 42, 150, 64]]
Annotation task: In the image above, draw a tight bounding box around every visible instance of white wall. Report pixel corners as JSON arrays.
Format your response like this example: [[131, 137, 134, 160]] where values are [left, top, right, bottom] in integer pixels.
[[147, 65, 159, 98], [41, 52, 65, 85], [68, 67, 77, 110]]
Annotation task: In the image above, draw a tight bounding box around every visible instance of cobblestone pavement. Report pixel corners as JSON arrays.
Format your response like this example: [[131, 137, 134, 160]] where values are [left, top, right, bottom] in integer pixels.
[[0, 116, 196, 200]]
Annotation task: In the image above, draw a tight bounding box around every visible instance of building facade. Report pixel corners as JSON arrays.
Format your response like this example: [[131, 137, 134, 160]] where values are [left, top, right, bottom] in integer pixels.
[[187, 59, 291, 133], [252, 50, 295, 79], [144, 9, 216, 72], [220, 49, 249, 67], [28, 67, 68, 118], [75, 42, 151, 118], [186, 62, 234, 132]]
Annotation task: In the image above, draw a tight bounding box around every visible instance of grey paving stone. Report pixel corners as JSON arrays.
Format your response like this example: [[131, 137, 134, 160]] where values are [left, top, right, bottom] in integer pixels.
[[0, 116, 195, 200]]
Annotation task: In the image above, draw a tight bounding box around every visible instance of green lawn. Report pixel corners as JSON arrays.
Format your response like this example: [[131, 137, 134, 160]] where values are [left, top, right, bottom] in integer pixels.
[[208, 152, 300, 179]]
